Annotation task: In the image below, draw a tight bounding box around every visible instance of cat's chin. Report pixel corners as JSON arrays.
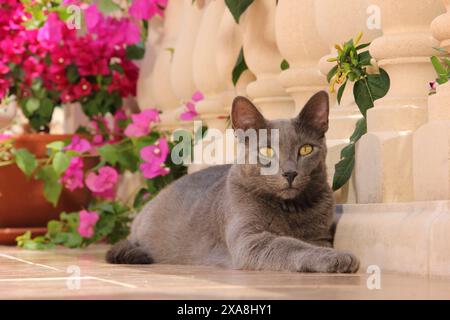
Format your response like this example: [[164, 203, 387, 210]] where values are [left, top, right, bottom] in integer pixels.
[[278, 187, 300, 200]]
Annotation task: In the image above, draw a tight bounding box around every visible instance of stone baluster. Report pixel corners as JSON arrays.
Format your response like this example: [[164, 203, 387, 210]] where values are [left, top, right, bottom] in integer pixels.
[[192, 0, 227, 132], [413, 0, 450, 200], [314, 0, 381, 203], [355, 0, 445, 203], [159, 0, 204, 131], [136, 16, 164, 110], [217, 9, 255, 116], [275, 0, 329, 109], [141, 0, 183, 114], [240, 0, 294, 119]]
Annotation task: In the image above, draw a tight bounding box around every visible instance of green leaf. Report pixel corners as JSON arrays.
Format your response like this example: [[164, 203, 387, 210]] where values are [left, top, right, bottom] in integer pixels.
[[46, 141, 65, 152], [98, 141, 139, 171], [337, 80, 347, 105], [126, 42, 146, 60], [353, 68, 390, 117], [66, 64, 80, 84], [47, 220, 62, 235], [16, 231, 55, 250], [36, 166, 63, 207], [358, 50, 372, 66], [64, 233, 83, 248], [327, 65, 338, 83], [340, 143, 355, 159], [133, 188, 150, 209], [280, 59, 290, 70], [431, 56, 448, 84], [52, 152, 71, 175], [225, 0, 254, 23], [355, 42, 371, 51], [367, 68, 390, 100], [25, 98, 40, 114], [332, 154, 355, 191], [14, 148, 38, 177], [98, 144, 120, 166], [97, 0, 120, 13], [350, 118, 367, 142], [232, 47, 248, 86]]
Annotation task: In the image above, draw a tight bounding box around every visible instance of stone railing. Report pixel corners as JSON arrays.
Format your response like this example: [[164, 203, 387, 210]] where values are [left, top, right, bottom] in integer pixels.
[[138, 0, 449, 206]]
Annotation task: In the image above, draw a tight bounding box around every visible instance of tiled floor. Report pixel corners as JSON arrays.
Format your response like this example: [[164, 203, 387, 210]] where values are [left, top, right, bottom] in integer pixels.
[[1, 244, 450, 299]]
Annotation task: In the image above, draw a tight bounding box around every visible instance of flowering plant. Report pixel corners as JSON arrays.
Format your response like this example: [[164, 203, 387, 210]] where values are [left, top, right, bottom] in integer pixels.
[[10, 109, 196, 249], [0, 0, 200, 249], [327, 32, 390, 190], [0, 0, 166, 132], [429, 48, 450, 95]]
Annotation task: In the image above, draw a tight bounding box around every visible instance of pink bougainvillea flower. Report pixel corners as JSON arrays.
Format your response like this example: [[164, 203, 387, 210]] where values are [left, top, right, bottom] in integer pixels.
[[73, 78, 92, 98], [22, 56, 44, 84], [0, 62, 10, 75], [129, 0, 167, 20], [140, 138, 170, 163], [77, 210, 100, 238], [140, 162, 170, 179], [191, 90, 204, 102], [85, 166, 119, 200], [65, 135, 92, 153], [139, 138, 170, 179], [60, 157, 84, 191], [180, 101, 198, 121], [84, 4, 103, 33], [180, 91, 204, 121], [123, 20, 141, 45], [61, 88, 75, 103], [37, 13, 64, 44], [124, 108, 160, 137]]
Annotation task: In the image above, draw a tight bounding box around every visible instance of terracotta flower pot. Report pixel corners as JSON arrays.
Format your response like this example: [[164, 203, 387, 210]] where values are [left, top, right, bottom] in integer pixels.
[[0, 134, 97, 245]]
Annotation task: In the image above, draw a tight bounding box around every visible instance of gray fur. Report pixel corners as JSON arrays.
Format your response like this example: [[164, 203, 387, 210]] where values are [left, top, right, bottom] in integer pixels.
[[106, 91, 359, 273]]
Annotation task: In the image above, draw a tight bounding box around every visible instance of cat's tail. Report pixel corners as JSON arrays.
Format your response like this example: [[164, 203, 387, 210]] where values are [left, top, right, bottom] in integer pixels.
[[105, 240, 153, 264]]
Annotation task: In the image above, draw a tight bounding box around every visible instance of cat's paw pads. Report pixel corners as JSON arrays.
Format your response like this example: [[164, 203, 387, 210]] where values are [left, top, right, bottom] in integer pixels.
[[317, 250, 360, 273]]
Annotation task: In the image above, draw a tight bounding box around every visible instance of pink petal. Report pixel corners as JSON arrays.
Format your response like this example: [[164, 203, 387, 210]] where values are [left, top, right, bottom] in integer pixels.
[[191, 91, 204, 102], [180, 111, 198, 121]]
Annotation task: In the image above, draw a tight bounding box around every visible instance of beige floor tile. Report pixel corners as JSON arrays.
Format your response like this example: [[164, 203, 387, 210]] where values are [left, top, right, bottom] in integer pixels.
[[1, 245, 450, 299]]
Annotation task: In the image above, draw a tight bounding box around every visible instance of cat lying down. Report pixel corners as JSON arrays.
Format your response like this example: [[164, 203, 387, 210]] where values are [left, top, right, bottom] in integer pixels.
[[106, 91, 359, 273]]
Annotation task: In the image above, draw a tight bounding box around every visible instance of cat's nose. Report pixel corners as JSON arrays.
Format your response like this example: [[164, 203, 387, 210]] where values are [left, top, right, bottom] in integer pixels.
[[282, 171, 298, 185]]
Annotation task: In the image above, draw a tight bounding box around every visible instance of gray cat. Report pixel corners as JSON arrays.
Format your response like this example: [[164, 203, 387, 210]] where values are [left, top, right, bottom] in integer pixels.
[[106, 91, 360, 273]]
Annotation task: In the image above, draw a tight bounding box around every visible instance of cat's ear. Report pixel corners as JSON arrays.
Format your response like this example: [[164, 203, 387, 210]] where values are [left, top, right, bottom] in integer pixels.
[[296, 91, 329, 134], [231, 96, 266, 131]]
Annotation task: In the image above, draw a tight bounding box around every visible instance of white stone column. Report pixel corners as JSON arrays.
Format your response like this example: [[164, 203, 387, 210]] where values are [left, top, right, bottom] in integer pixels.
[[145, 0, 183, 114], [240, 0, 294, 119], [159, 0, 204, 131], [275, 0, 328, 109], [136, 16, 164, 110], [314, 0, 381, 203], [192, 0, 227, 132], [414, 0, 450, 200], [355, 0, 444, 203], [217, 9, 255, 116]]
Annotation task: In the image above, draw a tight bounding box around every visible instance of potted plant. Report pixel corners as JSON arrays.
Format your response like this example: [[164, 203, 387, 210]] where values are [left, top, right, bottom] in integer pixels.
[[0, 0, 185, 246]]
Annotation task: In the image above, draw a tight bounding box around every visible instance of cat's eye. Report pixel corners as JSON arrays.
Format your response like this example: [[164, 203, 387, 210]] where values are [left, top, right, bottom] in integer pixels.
[[299, 144, 313, 157], [259, 147, 275, 158]]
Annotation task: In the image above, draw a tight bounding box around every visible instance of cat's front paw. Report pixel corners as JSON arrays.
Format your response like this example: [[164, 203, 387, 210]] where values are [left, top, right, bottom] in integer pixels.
[[314, 250, 360, 273]]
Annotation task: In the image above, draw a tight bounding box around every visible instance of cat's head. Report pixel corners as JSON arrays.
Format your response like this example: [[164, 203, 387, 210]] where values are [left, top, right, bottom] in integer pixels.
[[231, 91, 329, 200]]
